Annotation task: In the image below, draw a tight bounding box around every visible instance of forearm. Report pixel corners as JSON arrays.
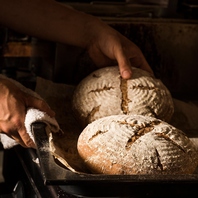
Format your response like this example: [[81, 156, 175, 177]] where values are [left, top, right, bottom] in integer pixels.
[[0, 0, 153, 79], [0, 0, 103, 48]]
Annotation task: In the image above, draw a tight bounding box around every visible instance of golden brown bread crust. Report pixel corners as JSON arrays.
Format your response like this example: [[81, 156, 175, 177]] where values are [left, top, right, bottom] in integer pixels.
[[77, 115, 198, 175]]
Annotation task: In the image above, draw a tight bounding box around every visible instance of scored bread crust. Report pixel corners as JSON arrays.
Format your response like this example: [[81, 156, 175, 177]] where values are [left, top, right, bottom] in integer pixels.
[[72, 66, 174, 128], [77, 114, 198, 175]]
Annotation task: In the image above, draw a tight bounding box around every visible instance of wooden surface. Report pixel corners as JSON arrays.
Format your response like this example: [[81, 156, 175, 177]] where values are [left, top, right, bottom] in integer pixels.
[[3, 42, 32, 57]]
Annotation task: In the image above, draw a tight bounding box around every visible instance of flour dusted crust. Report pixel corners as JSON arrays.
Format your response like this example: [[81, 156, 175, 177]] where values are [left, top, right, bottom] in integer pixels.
[[77, 114, 198, 175], [72, 66, 174, 128]]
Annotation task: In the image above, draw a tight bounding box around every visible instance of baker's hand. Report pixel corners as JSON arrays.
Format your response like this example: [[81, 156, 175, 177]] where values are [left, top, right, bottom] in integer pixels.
[[87, 22, 154, 79], [0, 78, 55, 148]]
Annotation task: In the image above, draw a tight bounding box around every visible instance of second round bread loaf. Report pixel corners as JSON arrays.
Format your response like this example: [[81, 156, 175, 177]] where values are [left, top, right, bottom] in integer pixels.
[[77, 114, 198, 175]]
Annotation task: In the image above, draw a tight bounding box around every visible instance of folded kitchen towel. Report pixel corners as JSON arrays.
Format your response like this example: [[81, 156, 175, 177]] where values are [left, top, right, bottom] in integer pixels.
[[25, 108, 60, 142], [0, 74, 60, 149]]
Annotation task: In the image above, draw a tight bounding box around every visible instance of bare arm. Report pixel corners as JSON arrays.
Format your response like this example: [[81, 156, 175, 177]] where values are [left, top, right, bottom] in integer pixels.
[[0, 0, 94, 48], [0, 0, 153, 78]]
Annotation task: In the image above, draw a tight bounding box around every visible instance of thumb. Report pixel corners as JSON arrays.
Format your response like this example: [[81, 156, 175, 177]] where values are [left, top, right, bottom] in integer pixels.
[[25, 94, 55, 117], [116, 47, 154, 79]]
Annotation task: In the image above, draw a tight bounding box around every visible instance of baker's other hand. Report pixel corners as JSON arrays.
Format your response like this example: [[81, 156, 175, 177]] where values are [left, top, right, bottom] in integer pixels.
[[0, 78, 55, 148], [0, 0, 153, 80], [87, 20, 154, 79]]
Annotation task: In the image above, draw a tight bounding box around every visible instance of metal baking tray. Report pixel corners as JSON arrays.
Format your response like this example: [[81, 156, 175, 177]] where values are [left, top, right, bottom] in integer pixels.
[[32, 122, 198, 198]]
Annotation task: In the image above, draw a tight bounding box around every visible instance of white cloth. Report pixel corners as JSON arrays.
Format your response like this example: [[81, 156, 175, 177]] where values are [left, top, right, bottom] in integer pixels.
[[0, 74, 60, 149]]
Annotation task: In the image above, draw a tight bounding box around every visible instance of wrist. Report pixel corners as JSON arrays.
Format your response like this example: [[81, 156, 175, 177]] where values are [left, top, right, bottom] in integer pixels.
[[82, 15, 109, 49]]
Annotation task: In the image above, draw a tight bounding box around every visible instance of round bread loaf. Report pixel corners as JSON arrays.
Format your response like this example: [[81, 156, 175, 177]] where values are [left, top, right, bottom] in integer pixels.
[[77, 114, 198, 175], [72, 66, 174, 128]]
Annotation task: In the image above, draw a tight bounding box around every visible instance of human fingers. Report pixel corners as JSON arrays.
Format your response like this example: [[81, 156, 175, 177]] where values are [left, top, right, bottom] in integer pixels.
[[1, 128, 35, 148], [18, 125, 36, 148], [25, 94, 55, 117], [0, 120, 36, 148], [115, 44, 154, 79], [9, 130, 36, 148], [114, 47, 133, 79], [130, 52, 154, 76]]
